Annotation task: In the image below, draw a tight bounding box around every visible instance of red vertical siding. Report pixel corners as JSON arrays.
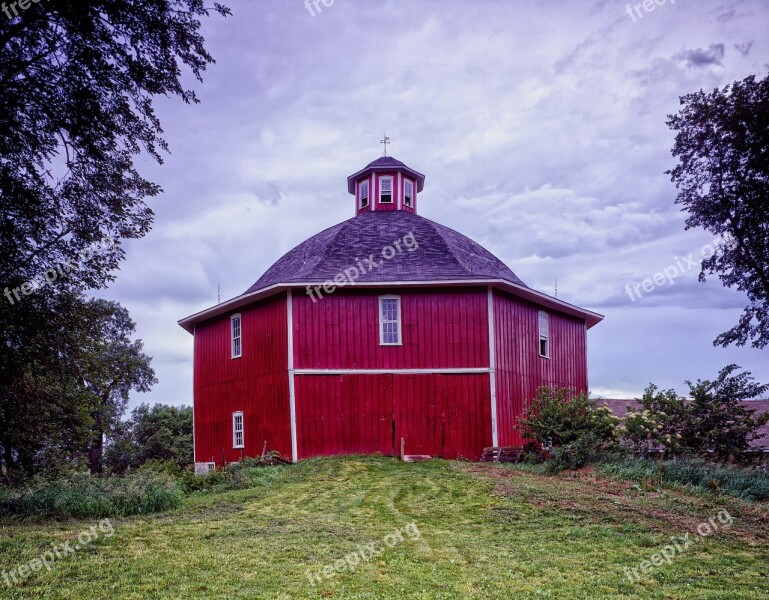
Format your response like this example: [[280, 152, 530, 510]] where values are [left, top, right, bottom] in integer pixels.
[[294, 374, 393, 459], [293, 288, 489, 370], [295, 373, 491, 461], [493, 289, 588, 447], [194, 293, 290, 465]]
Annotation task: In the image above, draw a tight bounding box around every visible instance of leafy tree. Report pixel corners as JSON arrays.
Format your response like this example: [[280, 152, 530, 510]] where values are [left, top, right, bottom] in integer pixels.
[[620, 366, 769, 460], [0, 295, 155, 478], [667, 73, 769, 348], [105, 403, 193, 473], [517, 387, 620, 471], [79, 300, 157, 474], [0, 1, 228, 477], [682, 365, 769, 460], [1, 0, 231, 289]]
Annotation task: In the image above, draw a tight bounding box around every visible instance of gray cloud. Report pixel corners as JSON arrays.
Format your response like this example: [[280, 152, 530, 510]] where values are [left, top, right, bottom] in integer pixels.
[[675, 43, 726, 68], [97, 0, 769, 408]]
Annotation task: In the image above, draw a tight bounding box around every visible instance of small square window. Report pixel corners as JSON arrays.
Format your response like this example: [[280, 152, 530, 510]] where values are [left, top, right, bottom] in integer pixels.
[[379, 296, 402, 345], [380, 177, 393, 203], [359, 181, 369, 208], [231, 314, 242, 359], [404, 180, 413, 207], [538, 311, 549, 358], [233, 412, 244, 448]]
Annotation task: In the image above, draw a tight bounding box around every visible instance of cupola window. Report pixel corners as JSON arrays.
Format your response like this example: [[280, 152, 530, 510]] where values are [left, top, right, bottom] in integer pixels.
[[359, 181, 369, 208], [404, 180, 413, 207], [380, 177, 393, 203]]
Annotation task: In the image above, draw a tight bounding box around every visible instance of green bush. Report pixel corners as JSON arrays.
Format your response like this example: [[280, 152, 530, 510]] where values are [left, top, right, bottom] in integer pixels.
[[0, 470, 184, 519], [621, 366, 769, 460], [599, 457, 769, 502], [517, 387, 621, 472]]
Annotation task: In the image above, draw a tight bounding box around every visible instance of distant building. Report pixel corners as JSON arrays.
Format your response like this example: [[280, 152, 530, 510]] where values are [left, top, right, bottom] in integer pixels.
[[179, 155, 603, 468]]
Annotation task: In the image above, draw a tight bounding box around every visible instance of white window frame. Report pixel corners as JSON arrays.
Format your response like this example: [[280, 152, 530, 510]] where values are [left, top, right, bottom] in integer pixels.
[[404, 179, 414, 207], [359, 180, 369, 208], [379, 295, 402, 346], [231, 314, 242, 359], [379, 176, 393, 203], [538, 311, 550, 358], [233, 411, 244, 449]]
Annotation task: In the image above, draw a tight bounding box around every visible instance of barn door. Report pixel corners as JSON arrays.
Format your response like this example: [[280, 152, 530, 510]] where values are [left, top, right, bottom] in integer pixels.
[[392, 375, 444, 457]]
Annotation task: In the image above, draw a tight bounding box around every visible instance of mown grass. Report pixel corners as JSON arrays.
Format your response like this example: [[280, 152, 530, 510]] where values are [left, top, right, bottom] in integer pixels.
[[0, 455, 768, 599]]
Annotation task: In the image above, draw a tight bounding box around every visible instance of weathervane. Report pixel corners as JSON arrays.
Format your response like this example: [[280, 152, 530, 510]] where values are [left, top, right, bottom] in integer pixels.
[[380, 134, 390, 156]]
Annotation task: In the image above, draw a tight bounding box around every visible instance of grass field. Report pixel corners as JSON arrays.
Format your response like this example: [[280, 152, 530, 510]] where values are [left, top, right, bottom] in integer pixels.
[[1, 456, 768, 599]]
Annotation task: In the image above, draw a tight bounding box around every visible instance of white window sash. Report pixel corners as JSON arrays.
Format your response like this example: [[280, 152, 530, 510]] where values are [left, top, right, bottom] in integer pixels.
[[379, 296, 401, 345], [233, 412, 244, 448], [231, 314, 242, 358]]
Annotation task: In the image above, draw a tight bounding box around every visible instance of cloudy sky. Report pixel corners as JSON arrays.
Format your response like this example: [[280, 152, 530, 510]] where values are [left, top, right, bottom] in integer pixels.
[[100, 0, 769, 409]]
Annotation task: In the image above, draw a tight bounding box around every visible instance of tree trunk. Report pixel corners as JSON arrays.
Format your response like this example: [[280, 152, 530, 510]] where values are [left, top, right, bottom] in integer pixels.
[[89, 410, 104, 475]]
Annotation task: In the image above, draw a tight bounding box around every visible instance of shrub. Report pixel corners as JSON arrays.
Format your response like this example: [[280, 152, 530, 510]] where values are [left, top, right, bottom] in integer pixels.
[[177, 465, 249, 494], [517, 387, 620, 472], [620, 366, 769, 460], [0, 470, 183, 519]]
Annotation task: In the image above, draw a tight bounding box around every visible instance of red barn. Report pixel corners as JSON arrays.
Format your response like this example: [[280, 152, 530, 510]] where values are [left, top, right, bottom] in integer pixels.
[[179, 155, 603, 468]]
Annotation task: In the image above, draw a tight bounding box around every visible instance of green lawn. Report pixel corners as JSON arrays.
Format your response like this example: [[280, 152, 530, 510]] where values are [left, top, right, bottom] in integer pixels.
[[1, 456, 768, 599]]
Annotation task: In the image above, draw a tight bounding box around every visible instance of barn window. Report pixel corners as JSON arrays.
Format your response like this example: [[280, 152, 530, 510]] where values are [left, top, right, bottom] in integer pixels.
[[379, 295, 402, 345], [538, 311, 549, 358], [359, 180, 369, 208], [404, 180, 413, 207], [379, 177, 393, 203], [233, 411, 244, 448], [231, 314, 242, 359]]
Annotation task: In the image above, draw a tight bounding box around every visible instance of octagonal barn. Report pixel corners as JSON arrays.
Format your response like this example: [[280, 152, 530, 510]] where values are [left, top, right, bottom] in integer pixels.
[[179, 156, 603, 467]]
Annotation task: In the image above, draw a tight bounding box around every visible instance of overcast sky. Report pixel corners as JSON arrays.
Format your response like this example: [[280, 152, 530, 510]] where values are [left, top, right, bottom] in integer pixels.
[[100, 0, 769, 409]]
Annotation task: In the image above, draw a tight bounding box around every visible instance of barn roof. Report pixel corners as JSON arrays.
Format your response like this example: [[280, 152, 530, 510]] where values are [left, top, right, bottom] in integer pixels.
[[346, 155, 426, 193], [245, 210, 525, 294]]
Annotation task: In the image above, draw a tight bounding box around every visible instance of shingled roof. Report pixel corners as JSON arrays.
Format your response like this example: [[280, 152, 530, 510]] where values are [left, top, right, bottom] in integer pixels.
[[245, 210, 525, 294]]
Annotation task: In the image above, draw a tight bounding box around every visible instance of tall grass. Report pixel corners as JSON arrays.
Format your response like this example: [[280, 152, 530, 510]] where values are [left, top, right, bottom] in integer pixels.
[[0, 470, 184, 519], [598, 457, 769, 502]]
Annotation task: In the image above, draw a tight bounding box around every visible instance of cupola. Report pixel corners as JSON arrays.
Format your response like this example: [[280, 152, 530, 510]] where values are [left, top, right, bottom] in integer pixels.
[[346, 151, 425, 216]]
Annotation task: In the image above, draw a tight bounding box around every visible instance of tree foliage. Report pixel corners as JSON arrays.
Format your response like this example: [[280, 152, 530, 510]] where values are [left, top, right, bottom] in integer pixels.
[[667, 73, 769, 348], [104, 403, 193, 473], [0, 1, 227, 479], [620, 365, 769, 461], [1, 0, 230, 288], [517, 387, 620, 471], [0, 296, 156, 479]]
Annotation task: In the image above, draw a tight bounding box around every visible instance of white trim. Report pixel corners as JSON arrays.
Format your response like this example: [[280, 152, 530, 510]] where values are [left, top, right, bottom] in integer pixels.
[[232, 411, 244, 449], [294, 368, 490, 375], [230, 313, 242, 358], [179, 279, 604, 333], [370, 175, 375, 212], [378, 294, 402, 345], [192, 323, 196, 464], [379, 176, 394, 204], [487, 287, 498, 447], [396, 172, 402, 210], [287, 290, 298, 463]]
